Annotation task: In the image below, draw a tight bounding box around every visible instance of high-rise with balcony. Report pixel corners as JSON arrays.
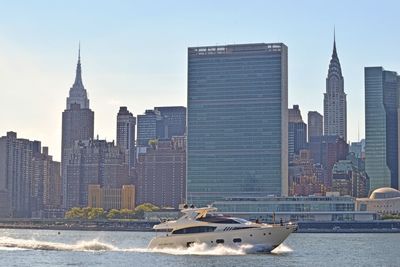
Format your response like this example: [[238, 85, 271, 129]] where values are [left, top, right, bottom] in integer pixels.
[[61, 48, 94, 208], [365, 67, 400, 191], [187, 43, 288, 206], [323, 34, 347, 141]]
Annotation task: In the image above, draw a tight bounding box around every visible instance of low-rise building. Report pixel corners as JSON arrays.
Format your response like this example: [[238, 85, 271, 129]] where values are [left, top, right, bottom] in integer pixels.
[[88, 184, 135, 210], [212, 195, 376, 222], [356, 187, 400, 214]]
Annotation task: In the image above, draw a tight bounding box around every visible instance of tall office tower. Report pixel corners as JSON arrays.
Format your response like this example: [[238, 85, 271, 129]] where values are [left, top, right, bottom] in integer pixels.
[[365, 67, 400, 191], [61, 48, 94, 208], [187, 43, 288, 206], [154, 106, 186, 139], [323, 34, 347, 141], [0, 132, 40, 217], [309, 135, 349, 187], [288, 105, 307, 158], [117, 107, 136, 170], [64, 139, 129, 209], [31, 147, 61, 217], [308, 111, 323, 141], [137, 109, 163, 147], [136, 137, 186, 208]]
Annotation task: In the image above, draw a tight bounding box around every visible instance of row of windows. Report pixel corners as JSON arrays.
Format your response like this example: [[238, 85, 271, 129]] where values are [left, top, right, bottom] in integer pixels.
[[172, 226, 216, 235]]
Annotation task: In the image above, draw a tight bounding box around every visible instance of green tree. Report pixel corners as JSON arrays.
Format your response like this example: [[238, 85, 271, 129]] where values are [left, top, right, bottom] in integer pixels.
[[107, 209, 120, 219], [148, 139, 158, 149], [87, 208, 105, 220], [135, 203, 160, 212], [134, 203, 160, 219], [120, 208, 135, 219], [65, 207, 84, 219]]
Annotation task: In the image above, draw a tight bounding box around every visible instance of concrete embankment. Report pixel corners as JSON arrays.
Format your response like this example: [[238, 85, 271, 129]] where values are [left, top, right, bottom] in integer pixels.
[[297, 221, 400, 233]]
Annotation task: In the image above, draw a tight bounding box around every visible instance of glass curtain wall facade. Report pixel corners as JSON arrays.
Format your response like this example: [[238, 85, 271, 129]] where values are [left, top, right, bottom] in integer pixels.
[[365, 67, 400, 191], [137, 110, 163, 147], [154, 106, 187, 139], [187, 43, 288, 206]]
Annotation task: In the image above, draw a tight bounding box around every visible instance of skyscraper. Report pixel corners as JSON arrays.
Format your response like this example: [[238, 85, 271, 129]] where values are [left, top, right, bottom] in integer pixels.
[[136, 137, 186, 208], [365, 67, 400, 191], [64, 139, 129, 209], [154, 106, 186, 139], [323, 33, 347, 141], [187, 43, 288, 206], [0, 132, 41, 217], [117, 107, 136, 170], [31, 147, 61, 217], [308, 111, 323, 141], [288, 105, 307, 158], [61, 48, 94, 208], [136, 109, 163, 147]]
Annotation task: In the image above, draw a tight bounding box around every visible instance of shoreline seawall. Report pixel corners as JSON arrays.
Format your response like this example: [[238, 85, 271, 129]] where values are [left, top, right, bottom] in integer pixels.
[[0, 219, 399, 233]]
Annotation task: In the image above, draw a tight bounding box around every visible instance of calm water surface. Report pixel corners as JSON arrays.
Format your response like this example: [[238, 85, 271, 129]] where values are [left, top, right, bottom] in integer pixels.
[[0, 229, 398, 267]]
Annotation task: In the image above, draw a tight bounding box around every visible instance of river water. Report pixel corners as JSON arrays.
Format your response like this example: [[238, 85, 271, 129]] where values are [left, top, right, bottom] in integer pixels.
[[0, 229, 398, 267]]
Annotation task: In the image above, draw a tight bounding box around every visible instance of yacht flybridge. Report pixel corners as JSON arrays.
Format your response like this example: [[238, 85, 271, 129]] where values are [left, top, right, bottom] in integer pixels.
[[148, 206, 297, 252]]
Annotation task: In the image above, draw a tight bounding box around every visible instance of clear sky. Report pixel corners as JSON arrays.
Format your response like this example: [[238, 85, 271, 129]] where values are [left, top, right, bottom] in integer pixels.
[[1, 0, 399, 161]]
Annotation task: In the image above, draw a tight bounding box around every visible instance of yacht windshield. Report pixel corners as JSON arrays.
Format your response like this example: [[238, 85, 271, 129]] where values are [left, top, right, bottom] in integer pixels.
[[233, 218, 250, 224], [172, 226, 217, 235], [197, 215, 248, 224]]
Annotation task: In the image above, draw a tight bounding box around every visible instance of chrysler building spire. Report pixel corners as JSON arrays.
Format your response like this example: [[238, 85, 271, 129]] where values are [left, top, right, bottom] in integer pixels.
[[66, 44, 90, 109], [323, 30, 347, 140], [333, 27, 337, 57]]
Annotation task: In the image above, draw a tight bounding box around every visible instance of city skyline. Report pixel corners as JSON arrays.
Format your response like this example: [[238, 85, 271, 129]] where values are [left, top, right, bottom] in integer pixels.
[[2, 1, 400, 160]]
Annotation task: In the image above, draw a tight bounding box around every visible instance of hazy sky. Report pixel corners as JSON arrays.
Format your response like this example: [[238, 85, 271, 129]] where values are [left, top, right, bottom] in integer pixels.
[[1, 0, 400, 160]]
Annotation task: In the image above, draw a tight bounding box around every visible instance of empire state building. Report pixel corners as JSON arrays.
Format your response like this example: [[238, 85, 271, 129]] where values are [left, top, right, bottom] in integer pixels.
[[61, 47, 94, 208], [323, 33, 347, 141]]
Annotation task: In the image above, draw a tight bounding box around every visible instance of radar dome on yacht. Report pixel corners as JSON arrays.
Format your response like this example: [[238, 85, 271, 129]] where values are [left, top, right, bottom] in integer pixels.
[[369, 187, 400, 200]]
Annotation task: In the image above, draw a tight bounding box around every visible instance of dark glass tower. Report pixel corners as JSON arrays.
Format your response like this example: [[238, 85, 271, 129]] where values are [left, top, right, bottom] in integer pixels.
[[154, 106, 186, 139], [187, 43, 288, 206], [365, 67, 400, 191], [323, 33, 347, 141], [61, 47, 94, 208], [137, 109, 163, 147]]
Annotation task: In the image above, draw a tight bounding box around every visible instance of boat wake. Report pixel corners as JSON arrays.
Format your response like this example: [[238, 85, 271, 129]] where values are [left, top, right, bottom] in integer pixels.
[[0, 236, 292, 255], [0, 237, 117, 252], [146, 243, 292, 255]]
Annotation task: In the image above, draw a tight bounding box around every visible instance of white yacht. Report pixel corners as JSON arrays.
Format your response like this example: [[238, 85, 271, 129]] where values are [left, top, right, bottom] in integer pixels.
[[148, 207, 297, 252]]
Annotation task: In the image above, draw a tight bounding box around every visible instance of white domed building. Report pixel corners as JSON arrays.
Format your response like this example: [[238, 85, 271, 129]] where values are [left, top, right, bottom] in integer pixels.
[[356, 187, 400, 214]]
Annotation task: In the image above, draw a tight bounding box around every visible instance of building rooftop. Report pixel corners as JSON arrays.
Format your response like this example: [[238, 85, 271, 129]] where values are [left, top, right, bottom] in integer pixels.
[[188, 43, 286, 56], [369, 187, 400, 200]]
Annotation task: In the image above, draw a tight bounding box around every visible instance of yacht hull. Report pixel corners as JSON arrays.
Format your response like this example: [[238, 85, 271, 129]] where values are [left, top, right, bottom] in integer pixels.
[[148, 224, 296, 252]]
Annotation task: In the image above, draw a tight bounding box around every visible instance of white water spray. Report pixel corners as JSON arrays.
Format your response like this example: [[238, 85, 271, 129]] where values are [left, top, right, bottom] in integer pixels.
[[0, 236, 292, 256]]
